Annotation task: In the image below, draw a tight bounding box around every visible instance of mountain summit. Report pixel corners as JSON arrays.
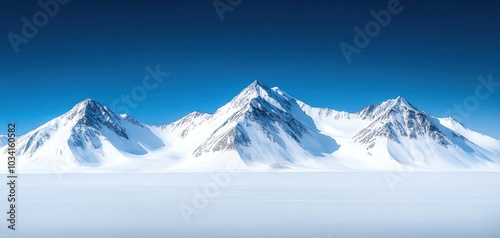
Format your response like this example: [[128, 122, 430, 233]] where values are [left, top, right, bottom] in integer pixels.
[[3, 82, 500, 171], [14, 98, 164, 168], [193, 80, 339, 164]]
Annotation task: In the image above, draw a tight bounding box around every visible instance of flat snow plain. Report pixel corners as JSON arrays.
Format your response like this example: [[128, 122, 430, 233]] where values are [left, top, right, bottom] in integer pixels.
[[2, 172, 500, 238]]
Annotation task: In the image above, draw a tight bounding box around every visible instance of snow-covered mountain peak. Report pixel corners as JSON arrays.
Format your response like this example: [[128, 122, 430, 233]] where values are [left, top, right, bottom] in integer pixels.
[[193, 81, 339, 164], [13, 98, 165, 167], [393, 96, 415, 108], [250, 79, 267, 88], [74, 98, 102, 110], [62, 98, 130, 139], [353, 96, 454, 153], [356, 96, 418, 120], [381, 96, 416, 112], [65, 98, 109, 120], [234, 80, 274, 101], [168, 111, 213, 137], [218, 80, 293, 114], [393, 96, 409, 104]]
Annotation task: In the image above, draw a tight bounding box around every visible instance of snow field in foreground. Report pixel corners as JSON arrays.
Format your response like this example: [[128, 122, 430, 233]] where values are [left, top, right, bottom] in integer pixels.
[[1, 172, 500, 238]]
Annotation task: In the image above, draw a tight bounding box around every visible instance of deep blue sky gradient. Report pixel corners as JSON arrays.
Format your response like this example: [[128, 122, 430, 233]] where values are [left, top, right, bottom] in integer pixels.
[[1, 0, 499, 138]]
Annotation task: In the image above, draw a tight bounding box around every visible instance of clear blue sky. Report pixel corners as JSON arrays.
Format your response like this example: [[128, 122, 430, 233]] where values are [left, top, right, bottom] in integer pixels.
[[1, 0, 499, 138]]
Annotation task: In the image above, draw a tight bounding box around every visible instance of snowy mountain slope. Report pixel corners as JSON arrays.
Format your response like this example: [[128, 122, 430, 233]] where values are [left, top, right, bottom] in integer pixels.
[[10, 99, 164, 169], [283, 95, 500, 170], [2, 80, 500, 171], [192, 81, 339, 166], [439, 117, 500, 153], [146, 81, 339, 169], [349, 97, 500, 168]]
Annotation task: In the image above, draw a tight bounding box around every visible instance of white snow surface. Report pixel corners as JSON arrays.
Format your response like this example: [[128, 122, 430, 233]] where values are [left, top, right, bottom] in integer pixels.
[[4, 172, 500, 238], [1, 80, 500, 172]]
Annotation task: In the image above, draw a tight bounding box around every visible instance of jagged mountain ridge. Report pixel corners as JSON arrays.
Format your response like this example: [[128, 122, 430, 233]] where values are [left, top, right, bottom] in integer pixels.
[[13, 99, 164, 168], [192, 81, 339, 164], [349, 97, 498, 167], [353, 97, 450, 147], [3, 80, 500, 171]]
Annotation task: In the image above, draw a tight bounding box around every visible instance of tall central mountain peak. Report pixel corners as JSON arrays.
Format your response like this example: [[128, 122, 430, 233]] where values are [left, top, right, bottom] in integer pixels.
[[193, 80, 337, 163], [220, 80, 294, 113]]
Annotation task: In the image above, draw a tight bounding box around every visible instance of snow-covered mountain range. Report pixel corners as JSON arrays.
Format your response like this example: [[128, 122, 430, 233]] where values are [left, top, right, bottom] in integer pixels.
[[2, 80, 500, 171]]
